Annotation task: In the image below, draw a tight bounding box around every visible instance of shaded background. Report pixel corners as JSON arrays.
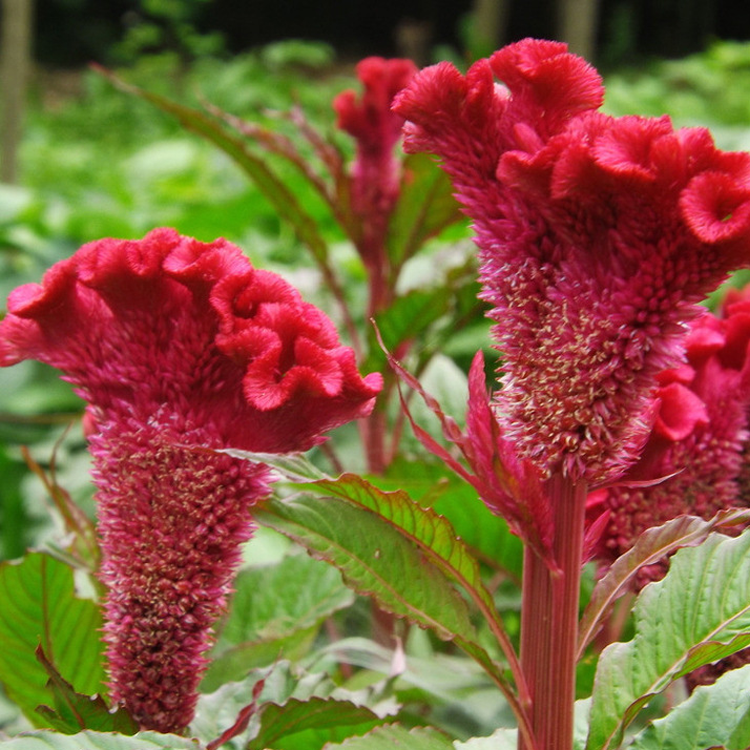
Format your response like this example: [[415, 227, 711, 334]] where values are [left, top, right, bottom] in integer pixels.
[[32, 0, 750, 69]]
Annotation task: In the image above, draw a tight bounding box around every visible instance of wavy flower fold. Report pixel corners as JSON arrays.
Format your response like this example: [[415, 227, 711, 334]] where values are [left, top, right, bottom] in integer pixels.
[[394, 38, 750, 485], [0, 228, 382, 732]]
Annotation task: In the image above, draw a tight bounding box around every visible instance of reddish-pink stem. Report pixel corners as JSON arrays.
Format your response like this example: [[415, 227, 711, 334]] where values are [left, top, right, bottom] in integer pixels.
[[518, 473, 588, 750]]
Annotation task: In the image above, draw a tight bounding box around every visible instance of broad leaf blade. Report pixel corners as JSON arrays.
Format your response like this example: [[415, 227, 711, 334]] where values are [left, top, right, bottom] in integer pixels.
[[628, 663, 750, 750], [255, 495, 500, 678], [0, 553, 105, 728], [247, 697, 383, 750], [579, 509, 750, 657], [0, 732, 198, 749], [323, 724, 454, 749], [586, 530, 750, 750], [35, 647, 137, 735]]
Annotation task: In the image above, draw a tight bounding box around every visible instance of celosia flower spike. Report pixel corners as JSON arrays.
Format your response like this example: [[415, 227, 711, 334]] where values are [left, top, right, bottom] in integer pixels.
[[334, 57, 417, 271], [0, 228, 382, 733], [394, 38, 750, 485]]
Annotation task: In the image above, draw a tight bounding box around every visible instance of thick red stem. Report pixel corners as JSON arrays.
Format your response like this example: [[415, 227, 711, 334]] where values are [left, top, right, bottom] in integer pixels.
[[518, 474, 588, 750]]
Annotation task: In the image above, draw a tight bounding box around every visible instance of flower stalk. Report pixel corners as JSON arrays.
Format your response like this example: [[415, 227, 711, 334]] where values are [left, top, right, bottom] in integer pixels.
[[519, 475, 588, 750]]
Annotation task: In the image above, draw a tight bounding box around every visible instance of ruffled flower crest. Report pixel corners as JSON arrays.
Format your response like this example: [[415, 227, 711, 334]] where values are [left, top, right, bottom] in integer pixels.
[[394, 38, 750, 485], [0, 228, 382, 733], [333, 57, 417, 270]]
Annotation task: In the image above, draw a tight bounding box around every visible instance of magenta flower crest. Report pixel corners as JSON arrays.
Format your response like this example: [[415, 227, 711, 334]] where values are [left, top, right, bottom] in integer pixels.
[[334, 56, 417, 270], [589, 290, 750, 573], [394, 38, 750, 484], [0, 228, 382, 733]]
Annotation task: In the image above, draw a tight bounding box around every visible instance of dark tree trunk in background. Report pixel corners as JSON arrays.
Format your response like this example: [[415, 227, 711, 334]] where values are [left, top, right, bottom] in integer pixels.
[[558, 0, 599, 60], [2, 0, 34, 184]]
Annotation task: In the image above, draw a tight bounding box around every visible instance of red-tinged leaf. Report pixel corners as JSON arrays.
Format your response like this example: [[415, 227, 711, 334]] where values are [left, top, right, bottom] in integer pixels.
[[254, 492, 530, 734], [0, 553, 106, 728], [246, 697, 383, 750], [34, 647, 137, 735], [578, 508, 750, 658], [387, 152, 464, 272]]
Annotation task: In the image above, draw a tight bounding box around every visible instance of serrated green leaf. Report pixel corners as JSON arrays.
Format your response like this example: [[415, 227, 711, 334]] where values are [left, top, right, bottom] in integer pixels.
[[255, 495, 508, 684], [323, 723, 455, 749], [454, 728, 517, 749], [386, 152, 463, 272], [247, 697, 383, 750], [628, 663, 750, 750], [586, 530, 750, 750], [0, 731, 198, 749], [579, 509, 750, 658], [0, 553, 106, 728]]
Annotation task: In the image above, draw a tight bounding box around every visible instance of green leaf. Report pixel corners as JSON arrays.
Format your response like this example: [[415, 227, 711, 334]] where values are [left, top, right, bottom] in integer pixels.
[[578, 509, 750, 658], [247, 697, 383, 750], [98, 71, 331, 266], [0, 731, 198, 749], [323, 724, 455, 749], [454, 729, 518, 749], [203, 553, 354, 688], [628, 663, 750, 750], [35, 647, 138, 735], [255, 493, 507, 686], [0, 553, 106, 728], [387, 152, 463, 272], [586, 530, 750, 750]]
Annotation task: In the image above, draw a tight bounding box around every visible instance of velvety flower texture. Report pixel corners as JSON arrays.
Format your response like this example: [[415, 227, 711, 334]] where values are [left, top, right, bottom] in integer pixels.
[[334, 56, 417, 269], [0, 228, 382, 733], [393, 38, 750, 484], [589, 287, 750, 574]]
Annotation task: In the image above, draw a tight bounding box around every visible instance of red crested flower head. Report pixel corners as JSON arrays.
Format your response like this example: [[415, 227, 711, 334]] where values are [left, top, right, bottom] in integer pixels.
[[589, 292, 750, 576], [333, 57, 417, 268], [0, 228, 382, 732], [394, 38, 750, 485]]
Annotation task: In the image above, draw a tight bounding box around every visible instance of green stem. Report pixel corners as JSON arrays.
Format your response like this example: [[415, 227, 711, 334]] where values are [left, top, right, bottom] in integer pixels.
[[518, 473, 588, 750]]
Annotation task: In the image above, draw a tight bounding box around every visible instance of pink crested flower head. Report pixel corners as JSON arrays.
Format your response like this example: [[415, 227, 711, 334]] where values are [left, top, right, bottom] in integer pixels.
[[394, 38, 750, 485], [0, 228, 382, 732], [589, 292, 750, 575], [334, 57, 417, 267]]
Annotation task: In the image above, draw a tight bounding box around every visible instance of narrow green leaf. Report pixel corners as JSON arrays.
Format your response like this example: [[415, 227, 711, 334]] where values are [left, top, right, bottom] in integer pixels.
[[247, 697, 383, 750], [579, 509, 750, 658], [387, 152, 463, 271], [586, 530, 750, 750], [0, 731, 198, 749], [628, 663, 750, 750], [98, 71, 331, 265], [323, 724, 455, 749], [0, 553, 105, 728]]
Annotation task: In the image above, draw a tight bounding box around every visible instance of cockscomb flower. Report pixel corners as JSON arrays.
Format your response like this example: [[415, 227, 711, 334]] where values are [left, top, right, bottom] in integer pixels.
[[334, 56, 417, 272], [393, 38, 750, 485], [589, 291, 750, 577], [0, 228, 382, 733]]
